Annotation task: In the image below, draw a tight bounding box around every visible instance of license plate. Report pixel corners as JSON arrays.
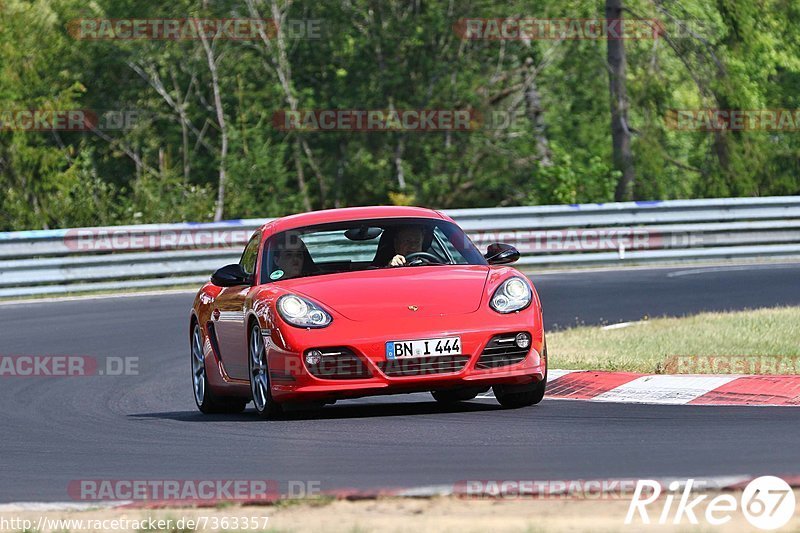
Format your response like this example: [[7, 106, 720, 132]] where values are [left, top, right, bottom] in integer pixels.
[[385, 336, 461, 359]]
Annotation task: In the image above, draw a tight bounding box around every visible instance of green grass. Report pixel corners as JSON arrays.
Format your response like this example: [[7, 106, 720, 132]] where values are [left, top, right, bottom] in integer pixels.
[[548, 306, 800, 374]]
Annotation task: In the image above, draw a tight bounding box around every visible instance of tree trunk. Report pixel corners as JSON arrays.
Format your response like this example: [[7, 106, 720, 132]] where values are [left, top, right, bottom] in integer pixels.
[[293, 140, 312, 212], [523, 58, 552, 167], [199, 32, 228, 222], [394, 137, 406, 191], [606, 0, 636, 201]]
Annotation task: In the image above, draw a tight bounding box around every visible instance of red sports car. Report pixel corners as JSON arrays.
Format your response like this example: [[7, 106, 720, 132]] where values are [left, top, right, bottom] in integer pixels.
[[190, 206, 547, 418]]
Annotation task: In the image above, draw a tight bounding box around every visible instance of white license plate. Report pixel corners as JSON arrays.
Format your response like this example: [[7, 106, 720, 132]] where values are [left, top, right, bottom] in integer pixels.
[[386, 336, 461, 359]]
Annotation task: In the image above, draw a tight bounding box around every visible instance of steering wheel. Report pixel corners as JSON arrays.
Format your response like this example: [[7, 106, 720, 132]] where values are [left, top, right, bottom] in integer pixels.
[[404, 251, 445, 265]]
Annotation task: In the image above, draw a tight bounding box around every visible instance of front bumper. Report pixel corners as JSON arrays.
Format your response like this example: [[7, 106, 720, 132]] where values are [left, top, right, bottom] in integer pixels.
[[264, 311, 545, 402]]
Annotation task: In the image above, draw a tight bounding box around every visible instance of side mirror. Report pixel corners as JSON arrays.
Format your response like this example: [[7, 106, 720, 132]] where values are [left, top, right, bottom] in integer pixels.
[[484, 243, 520, 265], [211, 264, 251, 287]]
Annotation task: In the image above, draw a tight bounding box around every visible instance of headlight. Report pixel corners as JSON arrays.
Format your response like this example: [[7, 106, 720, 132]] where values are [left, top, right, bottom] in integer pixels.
[[277, 295, 332, 328], [490, 277, 532, 313]]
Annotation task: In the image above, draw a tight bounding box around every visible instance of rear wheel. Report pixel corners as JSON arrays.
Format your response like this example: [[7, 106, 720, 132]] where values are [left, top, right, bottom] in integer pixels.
[[431, 387, 485, 403], [191, 322, 248, 414], [249, 323, 284, 419]]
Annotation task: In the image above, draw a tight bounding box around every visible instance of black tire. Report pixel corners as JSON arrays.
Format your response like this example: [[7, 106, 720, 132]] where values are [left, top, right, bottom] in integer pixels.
[[248, 322, 284, 420], [191, 322, 249, 414], [493, 339, 548, 409], [431, 387, 484, 403], [493, 375, 546, 408]]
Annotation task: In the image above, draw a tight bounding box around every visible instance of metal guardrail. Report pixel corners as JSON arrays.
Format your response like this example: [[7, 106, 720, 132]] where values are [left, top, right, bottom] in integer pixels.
[[1, 196, 799, 298]]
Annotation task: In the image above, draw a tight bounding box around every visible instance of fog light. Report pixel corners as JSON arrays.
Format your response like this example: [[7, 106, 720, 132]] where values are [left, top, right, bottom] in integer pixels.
[[305, 349, 323, 366], [515, 332, 531, 349]]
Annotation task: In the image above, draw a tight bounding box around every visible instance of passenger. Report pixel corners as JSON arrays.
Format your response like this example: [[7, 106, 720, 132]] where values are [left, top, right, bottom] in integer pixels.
[[272, 237, 314, 279]]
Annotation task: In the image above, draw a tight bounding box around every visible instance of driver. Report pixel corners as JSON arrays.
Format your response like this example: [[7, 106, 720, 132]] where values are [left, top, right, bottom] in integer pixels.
[[389, 225, 426, 267]]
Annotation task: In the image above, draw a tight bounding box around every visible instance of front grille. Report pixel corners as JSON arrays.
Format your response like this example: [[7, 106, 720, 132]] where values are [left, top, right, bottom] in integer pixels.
[[475, 333, 530, 369], [305, 348, 372, 379], [378, 355, 469, 377]]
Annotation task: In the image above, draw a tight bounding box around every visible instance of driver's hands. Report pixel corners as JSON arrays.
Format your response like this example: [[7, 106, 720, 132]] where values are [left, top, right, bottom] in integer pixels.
[[390, 254, 406, 267]]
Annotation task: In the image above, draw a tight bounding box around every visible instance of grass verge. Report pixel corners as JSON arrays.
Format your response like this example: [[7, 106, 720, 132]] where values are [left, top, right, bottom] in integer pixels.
[[548, 306, 800, 374]]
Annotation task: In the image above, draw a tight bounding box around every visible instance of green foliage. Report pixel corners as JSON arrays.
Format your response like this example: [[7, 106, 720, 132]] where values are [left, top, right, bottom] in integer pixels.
[[1, 0, 799, 231], [530, 144, 619, 205], [226, 130, 299, 218]]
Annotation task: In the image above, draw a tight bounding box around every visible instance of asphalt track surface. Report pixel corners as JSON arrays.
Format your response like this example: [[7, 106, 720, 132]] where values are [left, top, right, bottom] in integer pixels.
[[1, 263, 799, 503]]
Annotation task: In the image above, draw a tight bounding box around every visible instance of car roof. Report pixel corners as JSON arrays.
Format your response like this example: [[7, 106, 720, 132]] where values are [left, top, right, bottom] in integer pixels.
[[259, 206, 451, 234]]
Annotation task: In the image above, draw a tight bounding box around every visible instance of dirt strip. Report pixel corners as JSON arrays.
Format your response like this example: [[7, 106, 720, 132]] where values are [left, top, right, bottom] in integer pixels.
[[1, 490, 798, 532]]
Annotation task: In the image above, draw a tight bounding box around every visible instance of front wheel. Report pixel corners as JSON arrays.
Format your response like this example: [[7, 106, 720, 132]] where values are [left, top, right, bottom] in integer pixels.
[[249, 323, 283, 419], [493, 375, 546, 408], [493, 340, 548, 408], [191, 323, 248, 414]]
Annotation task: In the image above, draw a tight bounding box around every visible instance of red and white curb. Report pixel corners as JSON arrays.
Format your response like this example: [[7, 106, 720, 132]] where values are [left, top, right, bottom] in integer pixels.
[[478, 369, 800, 406]]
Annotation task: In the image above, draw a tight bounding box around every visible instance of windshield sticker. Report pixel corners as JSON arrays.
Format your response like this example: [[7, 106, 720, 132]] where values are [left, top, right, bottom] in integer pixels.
[[270, 270, 284, 280]]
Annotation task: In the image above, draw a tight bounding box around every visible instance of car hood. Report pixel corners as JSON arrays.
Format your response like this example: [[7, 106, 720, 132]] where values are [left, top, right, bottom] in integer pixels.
[[278, 265, 490, 321]]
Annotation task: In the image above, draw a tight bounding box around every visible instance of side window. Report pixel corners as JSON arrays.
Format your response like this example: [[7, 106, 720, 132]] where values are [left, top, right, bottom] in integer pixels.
[[433, 226, 467, 264], [240, 233, 261, 278]]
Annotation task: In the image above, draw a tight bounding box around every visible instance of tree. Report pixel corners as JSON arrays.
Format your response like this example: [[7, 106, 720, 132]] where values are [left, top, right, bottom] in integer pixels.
[[606, 0, 636, 201]]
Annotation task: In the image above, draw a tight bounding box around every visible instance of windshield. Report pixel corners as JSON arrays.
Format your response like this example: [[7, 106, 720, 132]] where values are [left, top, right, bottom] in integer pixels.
[[260, 217, 486, 283]]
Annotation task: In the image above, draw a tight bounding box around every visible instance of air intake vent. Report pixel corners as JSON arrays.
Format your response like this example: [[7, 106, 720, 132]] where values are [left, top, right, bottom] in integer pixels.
[[378, 356, 469, 377], [305, 348, 371, 379], [475, 333, 529, 369]]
